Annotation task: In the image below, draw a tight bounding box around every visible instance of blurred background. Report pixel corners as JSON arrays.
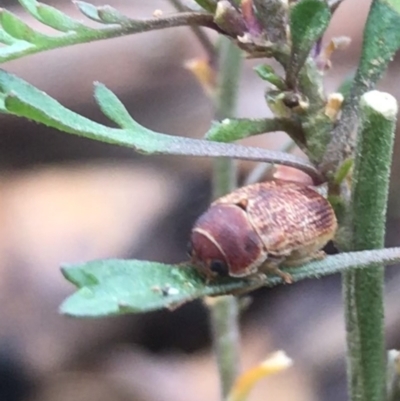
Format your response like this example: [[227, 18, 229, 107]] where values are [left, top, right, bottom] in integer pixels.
[[0, 1, 400, 400]]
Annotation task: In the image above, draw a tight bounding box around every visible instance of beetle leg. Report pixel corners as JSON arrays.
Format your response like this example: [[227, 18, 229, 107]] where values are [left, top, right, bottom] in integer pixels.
[[283, 250, 326, 266], [259, 256, 293, 284]]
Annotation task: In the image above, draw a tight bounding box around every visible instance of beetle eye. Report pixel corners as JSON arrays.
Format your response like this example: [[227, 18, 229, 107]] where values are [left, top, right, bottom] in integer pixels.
[[209, 259, 229, 276]]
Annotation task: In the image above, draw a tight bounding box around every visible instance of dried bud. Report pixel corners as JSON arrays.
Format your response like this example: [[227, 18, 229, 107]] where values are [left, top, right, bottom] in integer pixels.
[[214, 1, 246, 37], [325, 93, 344, 121]]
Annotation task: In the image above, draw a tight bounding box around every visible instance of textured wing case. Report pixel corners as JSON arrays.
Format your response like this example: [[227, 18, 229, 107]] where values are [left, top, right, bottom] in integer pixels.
[[214, 181, 337, 255]]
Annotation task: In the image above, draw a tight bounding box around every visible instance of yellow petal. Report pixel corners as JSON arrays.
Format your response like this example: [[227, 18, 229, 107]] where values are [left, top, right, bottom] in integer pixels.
[[184, 58, 216, 97], [227, 351, 293, 401]]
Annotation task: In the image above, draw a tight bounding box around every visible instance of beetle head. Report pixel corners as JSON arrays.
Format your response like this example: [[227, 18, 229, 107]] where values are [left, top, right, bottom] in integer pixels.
[[189, 203, 266, 279]]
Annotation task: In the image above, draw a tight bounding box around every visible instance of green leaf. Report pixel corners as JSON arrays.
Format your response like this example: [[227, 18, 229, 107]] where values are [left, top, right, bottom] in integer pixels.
[[0, 5, 218, 64], [0, 70, 321, 180], [73, 1, 103, 23], [60, 247, 400, 317], [287, 0, 331, 87], [97, 6, 130, 25], [60, 260, 246, 316], [334, 157, 353, 185], [254, 64, 286, 89], [205, 118, 298, 142], [0, 9, 49, 44], [0, 28, 17, 45], [18, 0, 89, 32], [93, 82, 137, 129], [18, 0, 41, 20], [386, 0, 400, 14], [0, 69, 168, 151], [36, 3, 90, 32], [320, 0, 400, 176], [355, 0, 400, 92], [193, 0, 218, 13]]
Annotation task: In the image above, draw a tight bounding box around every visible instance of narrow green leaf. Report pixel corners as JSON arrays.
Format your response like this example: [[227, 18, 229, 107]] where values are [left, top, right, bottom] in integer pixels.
[[287, 0, 331, 87], [0, 92, 6, 112], [60, 247, 400, 317], [0, 9, 218, 64], [386, 0, 400, 15], [321, 0, 400, 176], [0, 70, 321, 180], [0, 28, 17, 45], [0, 9, 49, 44], [0, 41, 33, 62], [0, 70, 161, 150], [254, 64, 286, 89], [94, 82, 137, 129], [97, 6, 130, 25], [355, 0, 400, 92], [193, 0, 218, 12], [18, 0, 40, 20], [334, 157, 353, 185], [73, 1, 103, 23], [36, 2, 90, 32], [206, 118, 297, 142]]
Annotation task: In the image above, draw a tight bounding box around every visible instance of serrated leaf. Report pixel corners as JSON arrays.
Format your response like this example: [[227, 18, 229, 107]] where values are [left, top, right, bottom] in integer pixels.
[[0, 70, 321, 180], [60, 248, 400, 317], [0, 69, 167, 151], [94, 82, 137, 129], [0, 9, 49, 44], [288, 0, 331, 85]]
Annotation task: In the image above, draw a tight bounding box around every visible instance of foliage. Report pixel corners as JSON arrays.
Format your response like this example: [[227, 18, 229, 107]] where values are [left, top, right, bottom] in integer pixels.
[[1, 1, 400, 401]]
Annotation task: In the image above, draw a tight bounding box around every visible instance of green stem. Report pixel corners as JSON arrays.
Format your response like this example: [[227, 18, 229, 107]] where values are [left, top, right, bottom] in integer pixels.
[[209, 296, 241, 399], [209, 37, 242, 401], [320, 0, 400, 176], [0, 10, 220, 63], [342, 91, 397, 401], [244, 140, 296, 185]]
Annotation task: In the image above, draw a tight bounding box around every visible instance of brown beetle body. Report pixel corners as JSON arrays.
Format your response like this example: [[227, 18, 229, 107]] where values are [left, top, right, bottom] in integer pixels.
[[189, 180, 337, 280]]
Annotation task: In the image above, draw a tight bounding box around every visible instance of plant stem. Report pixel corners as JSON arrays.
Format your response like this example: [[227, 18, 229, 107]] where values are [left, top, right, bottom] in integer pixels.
[[209, 295, 241, 399], [244, 140, 296, 185], [209, 36, 242, 401], [342, 91, 397, 401], [320, 0, 400, 176]]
